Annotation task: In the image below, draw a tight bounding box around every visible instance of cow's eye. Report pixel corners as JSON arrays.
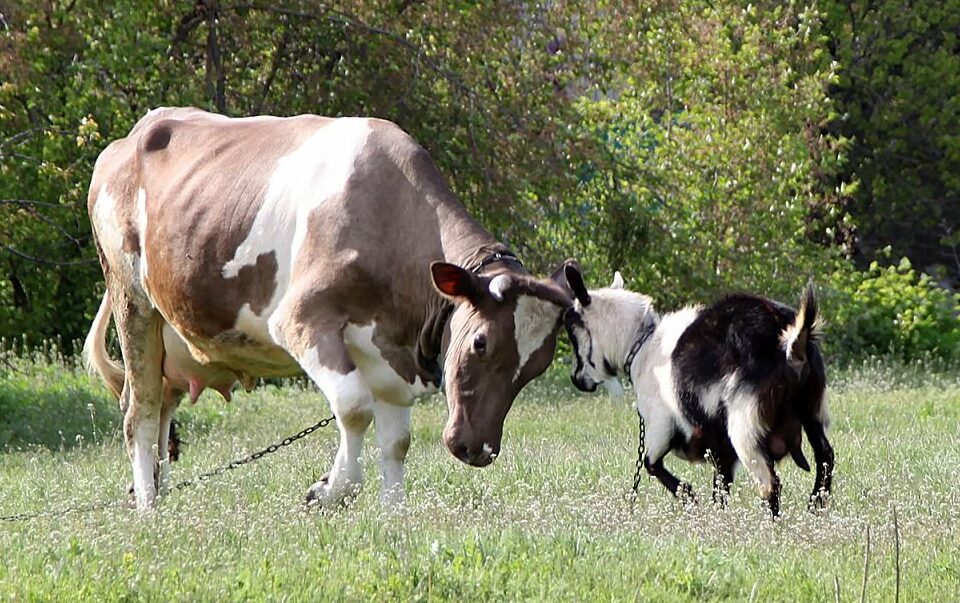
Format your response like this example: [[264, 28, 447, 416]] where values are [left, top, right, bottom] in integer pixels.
[[473, 333, 487, 356]]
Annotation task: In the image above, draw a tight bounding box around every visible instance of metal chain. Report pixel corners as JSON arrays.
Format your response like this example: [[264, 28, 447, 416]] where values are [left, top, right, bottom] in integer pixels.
[[172, 415, 334, 491], [0, 498, 124, 523], [1, 415, 335, 523], [629, 408, 645, 505]]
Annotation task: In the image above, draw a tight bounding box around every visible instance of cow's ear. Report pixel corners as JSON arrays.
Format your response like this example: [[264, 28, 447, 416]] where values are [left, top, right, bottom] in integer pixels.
[[431, 262, 480, 302], [563, 263, 591, 307]]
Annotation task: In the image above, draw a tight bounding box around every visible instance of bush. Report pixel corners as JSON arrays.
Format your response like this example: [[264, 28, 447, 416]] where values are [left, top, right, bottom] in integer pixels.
[[825, 257, 960, 362]]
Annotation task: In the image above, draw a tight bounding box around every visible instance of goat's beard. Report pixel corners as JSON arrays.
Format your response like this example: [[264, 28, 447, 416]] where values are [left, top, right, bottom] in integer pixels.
[[604, 377, 626, 400]]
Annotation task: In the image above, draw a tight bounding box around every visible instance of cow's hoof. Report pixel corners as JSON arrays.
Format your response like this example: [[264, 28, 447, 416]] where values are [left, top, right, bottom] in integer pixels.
[[678, 482, 697, 506], [304, 474, 358, 510]]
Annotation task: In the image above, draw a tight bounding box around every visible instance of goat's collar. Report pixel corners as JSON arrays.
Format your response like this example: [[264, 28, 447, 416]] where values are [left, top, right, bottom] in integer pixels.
[[623, 321, 656, 385]]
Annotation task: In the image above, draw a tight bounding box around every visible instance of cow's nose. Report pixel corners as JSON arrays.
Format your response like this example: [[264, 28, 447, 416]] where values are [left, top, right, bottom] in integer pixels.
[[445, 436, 497, 467]]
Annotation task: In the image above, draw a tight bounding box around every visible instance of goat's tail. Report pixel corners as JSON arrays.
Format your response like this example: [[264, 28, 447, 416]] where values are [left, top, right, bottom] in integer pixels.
[[780, 281, 822, 374], [83, 290, 125, 399]]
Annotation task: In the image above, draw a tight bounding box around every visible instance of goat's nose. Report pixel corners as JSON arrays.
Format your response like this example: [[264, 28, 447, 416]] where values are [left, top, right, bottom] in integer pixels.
[[571, 374, 598, 392]]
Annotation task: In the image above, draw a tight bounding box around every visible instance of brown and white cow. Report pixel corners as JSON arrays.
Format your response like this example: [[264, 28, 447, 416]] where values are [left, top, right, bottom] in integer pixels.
[[83, 107, 576, 510]]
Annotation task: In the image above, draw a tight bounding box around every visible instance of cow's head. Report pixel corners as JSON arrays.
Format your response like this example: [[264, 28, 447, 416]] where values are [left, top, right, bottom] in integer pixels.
[[430, 260, 578, 466]]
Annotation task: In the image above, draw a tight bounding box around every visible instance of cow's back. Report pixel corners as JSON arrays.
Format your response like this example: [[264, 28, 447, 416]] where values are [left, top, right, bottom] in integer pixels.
[[88, 108, 452, 376]]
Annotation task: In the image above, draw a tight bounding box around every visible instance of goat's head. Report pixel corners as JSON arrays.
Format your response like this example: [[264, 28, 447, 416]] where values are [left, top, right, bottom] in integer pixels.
[[562, 267, 656, 394]]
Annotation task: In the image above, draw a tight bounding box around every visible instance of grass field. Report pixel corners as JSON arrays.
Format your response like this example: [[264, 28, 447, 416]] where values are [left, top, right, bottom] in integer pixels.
[[1, 354, 958, 601]]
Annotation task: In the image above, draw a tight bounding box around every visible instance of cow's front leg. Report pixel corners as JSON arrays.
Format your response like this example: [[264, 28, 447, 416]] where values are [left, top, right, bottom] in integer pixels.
[[373, 400, 412, 508], [286, 323, 374, 508]]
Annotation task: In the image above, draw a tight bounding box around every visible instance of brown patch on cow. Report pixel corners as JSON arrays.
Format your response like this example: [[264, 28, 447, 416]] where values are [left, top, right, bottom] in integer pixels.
[[130, 112, 333, 341], [122, 226, 140, 255], [142, 123, 173, 152], [340, 407, 373, 432], [391, 434, 411, 460]]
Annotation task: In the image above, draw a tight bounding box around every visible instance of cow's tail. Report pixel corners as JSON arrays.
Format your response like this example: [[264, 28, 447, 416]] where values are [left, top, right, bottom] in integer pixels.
[[779, 281, 822, 376], [83, 290, 125, 399]]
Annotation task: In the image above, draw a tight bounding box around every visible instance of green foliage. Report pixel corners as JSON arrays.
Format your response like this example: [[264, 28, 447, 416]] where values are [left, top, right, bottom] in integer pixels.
[[826, 257, 960, 362], [534, 2, 838, 308], [820, 0, 960, 284], [0, 0, 957, 363]]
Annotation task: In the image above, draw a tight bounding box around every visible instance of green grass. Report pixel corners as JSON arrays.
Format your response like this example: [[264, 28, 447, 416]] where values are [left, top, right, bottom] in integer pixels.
[[1, 356, 958, 601]]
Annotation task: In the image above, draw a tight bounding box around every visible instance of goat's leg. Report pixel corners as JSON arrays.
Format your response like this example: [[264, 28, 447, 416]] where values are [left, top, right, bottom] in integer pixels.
[[802, 416, 835, 510], [728, 401, 781, 517], [710, 446, 737, 507], [641, 409, 695, 502]]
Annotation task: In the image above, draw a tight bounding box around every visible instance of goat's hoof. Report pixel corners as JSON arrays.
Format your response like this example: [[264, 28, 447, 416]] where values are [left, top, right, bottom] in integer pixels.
[[711, 489, 729, 509], [677, 482, 697, 506], [808, 490, 830, 512]]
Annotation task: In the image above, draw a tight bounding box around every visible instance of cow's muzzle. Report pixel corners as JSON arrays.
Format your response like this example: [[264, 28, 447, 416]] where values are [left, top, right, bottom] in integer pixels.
[[443, 430, 499, 467]]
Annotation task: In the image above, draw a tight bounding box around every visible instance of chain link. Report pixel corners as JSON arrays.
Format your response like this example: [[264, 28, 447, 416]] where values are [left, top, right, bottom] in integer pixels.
[[629, 408, 645, 505], [1, 415, 335, 522]]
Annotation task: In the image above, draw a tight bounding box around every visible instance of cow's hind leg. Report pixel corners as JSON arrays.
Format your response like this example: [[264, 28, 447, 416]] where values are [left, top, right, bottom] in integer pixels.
[[156, 385, 181, 496], [111, 290, 165, 510], [373, 400, 412, 508]]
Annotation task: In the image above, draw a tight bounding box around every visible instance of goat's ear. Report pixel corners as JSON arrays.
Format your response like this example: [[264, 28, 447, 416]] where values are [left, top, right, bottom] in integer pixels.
[[610, 271, 625, 290], [564, 263, 591, 307], [431, 262, 480, 303]]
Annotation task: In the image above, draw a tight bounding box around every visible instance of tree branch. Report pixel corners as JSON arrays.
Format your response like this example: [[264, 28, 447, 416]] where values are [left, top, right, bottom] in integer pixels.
[[227, 3, 525, 130], [1, 245, 97, 266]]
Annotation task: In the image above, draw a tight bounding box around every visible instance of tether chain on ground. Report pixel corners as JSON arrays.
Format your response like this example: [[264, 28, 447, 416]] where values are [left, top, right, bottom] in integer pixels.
[[0, 415, 335, 523], [629, 408, 645, 505]]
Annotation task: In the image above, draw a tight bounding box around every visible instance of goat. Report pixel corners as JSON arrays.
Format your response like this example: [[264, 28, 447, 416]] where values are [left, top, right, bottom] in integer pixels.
[[563, 268, 834, 516]]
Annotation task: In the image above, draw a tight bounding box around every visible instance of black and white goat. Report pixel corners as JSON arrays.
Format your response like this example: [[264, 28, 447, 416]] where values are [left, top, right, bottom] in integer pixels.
[[563, 268, 834, 516]]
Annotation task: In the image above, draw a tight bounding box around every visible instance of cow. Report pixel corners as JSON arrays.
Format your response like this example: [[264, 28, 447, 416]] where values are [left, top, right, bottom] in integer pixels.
[[562, 269, 834, 517], [83, 107, 577, 510]]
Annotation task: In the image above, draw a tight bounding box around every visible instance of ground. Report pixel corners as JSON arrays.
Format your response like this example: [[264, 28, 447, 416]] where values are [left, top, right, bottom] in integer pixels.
[[0, 353, 958, 601]]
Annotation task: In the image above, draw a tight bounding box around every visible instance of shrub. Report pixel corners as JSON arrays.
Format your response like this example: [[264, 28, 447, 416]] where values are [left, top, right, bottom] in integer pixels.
[[825, 257, 960, 362]]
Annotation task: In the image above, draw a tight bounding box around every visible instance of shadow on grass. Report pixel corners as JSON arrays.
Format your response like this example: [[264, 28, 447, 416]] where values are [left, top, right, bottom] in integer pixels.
[[0, 364, 122, 452]]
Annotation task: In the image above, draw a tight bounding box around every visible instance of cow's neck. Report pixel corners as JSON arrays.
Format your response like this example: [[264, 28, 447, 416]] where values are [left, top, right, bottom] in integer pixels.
[[415, 201, 527, 385]]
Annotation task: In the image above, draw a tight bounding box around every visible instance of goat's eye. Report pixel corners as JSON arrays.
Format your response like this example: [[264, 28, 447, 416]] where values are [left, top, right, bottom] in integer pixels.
[[473, 333, 487, 356]]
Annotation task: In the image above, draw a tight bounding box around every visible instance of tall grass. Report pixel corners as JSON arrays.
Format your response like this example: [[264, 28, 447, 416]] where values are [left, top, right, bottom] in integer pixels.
[[1, 351, 958, 600]]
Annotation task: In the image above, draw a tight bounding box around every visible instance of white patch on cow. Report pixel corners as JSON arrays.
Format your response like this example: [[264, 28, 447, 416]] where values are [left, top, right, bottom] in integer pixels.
[[512, 295, 559, 380], [136, 186, 149, 281], [300, 347, 374, 508], [220, 119, 373, 329], [93, 185, 148, 301], [482, 442, 495, 458], [344, 323, 435, 406], [234, 304, 274, 344], [488, 274, 510, 301], [372, 400, 412, 507]]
